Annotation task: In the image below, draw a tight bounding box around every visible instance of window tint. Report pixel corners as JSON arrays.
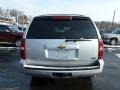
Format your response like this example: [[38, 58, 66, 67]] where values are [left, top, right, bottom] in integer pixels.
[[3, 26, 11, 32], [112, 29, 120, 34], [0, 25, 4, 32], [27, 19, 98, 39]]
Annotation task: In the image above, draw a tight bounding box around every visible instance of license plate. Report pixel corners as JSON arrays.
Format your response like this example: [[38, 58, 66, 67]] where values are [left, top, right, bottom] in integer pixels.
[[47, 49, 77, 60], [57, 50, 67, 59]]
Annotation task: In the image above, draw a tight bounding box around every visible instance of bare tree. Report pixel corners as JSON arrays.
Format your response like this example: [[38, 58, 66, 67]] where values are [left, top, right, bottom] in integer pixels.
[[10, 9, 17, 17], [0, 7, 29, 25], [95, 21, 120, 30], [4, 8, 11, 17], [28, 15, 33, 22], [10, 9, 24, 23], [0, 7, 3, 15], [18, 15, 28, 24]]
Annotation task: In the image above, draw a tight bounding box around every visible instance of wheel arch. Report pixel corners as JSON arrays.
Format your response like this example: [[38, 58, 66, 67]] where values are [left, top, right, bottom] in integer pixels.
[[110, 37, 118, 41]]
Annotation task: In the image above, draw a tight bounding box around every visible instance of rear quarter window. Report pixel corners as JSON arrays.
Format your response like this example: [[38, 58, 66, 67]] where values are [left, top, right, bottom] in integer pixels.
[[27, 18, 98, 39]]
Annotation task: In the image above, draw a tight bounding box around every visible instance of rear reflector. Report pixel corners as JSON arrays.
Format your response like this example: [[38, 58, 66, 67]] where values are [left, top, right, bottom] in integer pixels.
[[20, 39, 26, 59], [98, 39, 104, 60], [52, 16, 72, 20]]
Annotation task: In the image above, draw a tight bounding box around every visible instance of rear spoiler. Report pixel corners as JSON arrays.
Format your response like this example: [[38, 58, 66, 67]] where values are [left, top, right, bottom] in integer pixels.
[[34, 16, 90, 20]]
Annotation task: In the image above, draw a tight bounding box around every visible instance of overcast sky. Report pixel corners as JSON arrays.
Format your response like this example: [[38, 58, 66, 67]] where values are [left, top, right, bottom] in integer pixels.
[[0, 0, 120, 22]]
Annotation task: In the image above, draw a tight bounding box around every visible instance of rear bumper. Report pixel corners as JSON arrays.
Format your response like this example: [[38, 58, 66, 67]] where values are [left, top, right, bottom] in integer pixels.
[[21, 60, 104, 78]]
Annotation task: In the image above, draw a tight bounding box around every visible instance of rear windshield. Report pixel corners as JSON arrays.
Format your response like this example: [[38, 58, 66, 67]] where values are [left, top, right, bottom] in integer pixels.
[[27, 19, 98, 39]]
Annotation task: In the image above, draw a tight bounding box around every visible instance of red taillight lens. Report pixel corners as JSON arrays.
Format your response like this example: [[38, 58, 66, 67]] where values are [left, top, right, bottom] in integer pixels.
[[20, 39, 26, 59], [98, 39, 104, 59]]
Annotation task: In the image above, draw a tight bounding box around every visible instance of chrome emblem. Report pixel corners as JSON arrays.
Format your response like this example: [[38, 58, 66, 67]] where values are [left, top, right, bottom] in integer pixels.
[[57, 44, 66, 49]]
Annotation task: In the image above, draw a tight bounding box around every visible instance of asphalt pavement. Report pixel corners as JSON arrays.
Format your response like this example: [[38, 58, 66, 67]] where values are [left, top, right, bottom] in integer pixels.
[[0, 47, 120, 90]]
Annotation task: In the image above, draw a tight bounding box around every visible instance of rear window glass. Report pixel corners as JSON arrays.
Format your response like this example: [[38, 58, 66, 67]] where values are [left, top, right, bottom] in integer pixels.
[[27, 19, 98, 39]]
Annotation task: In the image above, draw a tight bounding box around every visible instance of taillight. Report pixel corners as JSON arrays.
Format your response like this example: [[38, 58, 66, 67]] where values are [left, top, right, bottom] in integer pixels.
[[20, 39, 26, 59], [98, 39, 104, 59]]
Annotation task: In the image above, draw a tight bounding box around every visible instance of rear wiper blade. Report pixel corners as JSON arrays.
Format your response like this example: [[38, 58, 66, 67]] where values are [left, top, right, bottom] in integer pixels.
[[65, 39, 91, 42]]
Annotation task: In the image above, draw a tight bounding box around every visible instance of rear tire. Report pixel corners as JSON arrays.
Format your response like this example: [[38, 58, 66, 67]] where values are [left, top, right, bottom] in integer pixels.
[[109, 39, 117, 45]]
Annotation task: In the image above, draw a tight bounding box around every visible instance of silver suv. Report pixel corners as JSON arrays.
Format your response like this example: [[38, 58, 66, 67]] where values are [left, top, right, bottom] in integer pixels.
[[102, 29, 120, 45], [20, 14, 104, 78]]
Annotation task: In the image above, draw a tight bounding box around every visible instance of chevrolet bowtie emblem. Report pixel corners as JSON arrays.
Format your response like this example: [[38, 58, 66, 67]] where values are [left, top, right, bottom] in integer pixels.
[[57, 44, 66, 49]]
